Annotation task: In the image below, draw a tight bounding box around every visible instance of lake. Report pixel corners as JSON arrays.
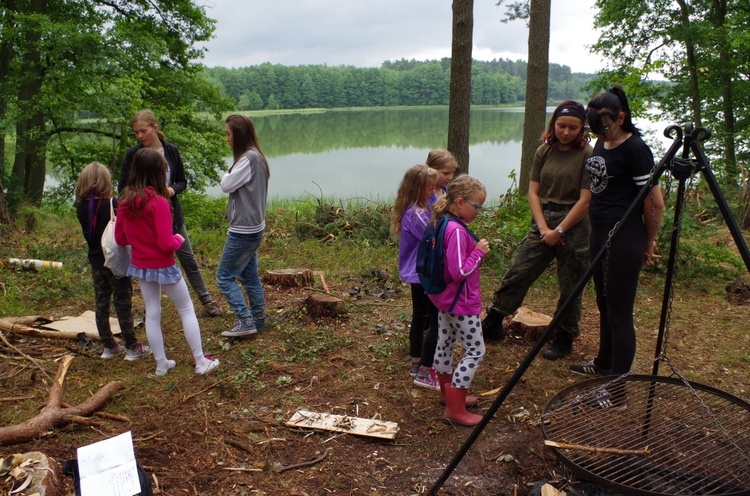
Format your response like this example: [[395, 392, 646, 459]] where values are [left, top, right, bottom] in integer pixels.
[[208, 107, 524, 205], [208, 107, 674, 206]]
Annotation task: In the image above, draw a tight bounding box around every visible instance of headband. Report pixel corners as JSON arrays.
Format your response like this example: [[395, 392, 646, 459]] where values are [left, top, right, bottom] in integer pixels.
[[554, 104, 585, 121]]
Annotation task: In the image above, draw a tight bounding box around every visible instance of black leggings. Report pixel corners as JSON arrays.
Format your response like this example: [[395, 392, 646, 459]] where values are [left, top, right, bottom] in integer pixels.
[[409, 284, 438, 367], [590, 216, 646, 375]]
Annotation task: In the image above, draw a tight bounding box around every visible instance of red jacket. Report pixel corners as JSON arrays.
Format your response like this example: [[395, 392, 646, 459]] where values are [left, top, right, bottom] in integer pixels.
[[115, 187, 183, 269]]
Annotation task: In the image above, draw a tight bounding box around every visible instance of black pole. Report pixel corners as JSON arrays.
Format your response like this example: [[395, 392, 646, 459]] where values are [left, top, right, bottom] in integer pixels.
[[651, 124, 691, 377], [426, 126, 684, 495]]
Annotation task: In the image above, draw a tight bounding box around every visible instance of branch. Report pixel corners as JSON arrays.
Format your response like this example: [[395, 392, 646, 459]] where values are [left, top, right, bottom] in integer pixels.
[[46, 126, 123, 140], [544, 440, 651, 457], [0, 355, 124, 445]]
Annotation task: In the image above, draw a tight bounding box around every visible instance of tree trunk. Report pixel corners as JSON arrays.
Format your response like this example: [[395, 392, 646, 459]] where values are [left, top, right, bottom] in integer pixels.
[[675, 0, 702, 128], [0, 174, 10, 226], [0, 1, 15, 224], [518, 0, 550, 192], [711, 0, 736, 181], [447, 0, 473, 175], [12, 0, 47, 206]]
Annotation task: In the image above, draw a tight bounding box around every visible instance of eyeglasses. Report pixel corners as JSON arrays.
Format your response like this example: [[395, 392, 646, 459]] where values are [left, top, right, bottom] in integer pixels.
[[465, 199, 483, 211]]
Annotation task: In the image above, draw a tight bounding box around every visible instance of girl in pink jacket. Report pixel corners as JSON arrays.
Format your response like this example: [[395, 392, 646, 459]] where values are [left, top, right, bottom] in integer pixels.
[[428, 174, 490, 427], [116, 148, 219, 377]]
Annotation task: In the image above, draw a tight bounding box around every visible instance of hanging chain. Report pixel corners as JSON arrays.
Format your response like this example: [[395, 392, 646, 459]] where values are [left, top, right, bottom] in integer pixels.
[[661, 356, 750, 466], [601, 221, 620, 298], [659, 157, 698, 360]]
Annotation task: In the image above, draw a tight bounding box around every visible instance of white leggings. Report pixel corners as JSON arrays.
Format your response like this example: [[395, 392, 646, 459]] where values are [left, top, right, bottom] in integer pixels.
[[138, 277, 205, 363]]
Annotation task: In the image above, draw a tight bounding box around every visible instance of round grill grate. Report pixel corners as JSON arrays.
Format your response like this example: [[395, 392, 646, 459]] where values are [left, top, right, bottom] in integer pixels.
[[542, 375, 750, 496]]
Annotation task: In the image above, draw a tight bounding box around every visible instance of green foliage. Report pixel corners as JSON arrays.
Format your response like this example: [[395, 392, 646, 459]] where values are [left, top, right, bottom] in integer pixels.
[[659, 186, 747, 280], [473, 189, 533, 271], [2, 189, 745, 322], [234, 347, 270, 386], [590, 0, 750, 195], [204, 59, 596, 111], [179, 192, 228, 231], [292, 198, 393, 245], [1, 0, 233, 210], [0, 208, 91, 317], [277, 326, 351, 364]]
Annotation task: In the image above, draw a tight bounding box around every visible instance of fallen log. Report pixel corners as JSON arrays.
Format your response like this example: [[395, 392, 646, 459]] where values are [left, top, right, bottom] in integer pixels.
[[0, 319, 101, 341], [0, 315, 50, 326], [0, 355, 124, 446]]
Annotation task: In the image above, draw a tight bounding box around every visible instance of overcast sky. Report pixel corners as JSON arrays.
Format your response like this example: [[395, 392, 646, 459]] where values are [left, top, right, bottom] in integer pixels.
[[197, 1, 602, 74]]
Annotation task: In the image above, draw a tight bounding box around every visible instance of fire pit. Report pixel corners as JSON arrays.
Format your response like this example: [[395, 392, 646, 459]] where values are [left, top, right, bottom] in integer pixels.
[[542, 375, 750, 495]]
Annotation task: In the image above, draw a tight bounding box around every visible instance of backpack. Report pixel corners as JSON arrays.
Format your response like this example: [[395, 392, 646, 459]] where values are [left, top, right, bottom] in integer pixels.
[[417, 215, 451, 294], [62, 458, 153, 496], [416, 215, 479, 304]]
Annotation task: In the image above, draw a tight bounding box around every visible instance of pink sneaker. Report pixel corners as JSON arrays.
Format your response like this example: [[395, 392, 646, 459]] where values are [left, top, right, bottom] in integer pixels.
[[413, 368, 440, 390]]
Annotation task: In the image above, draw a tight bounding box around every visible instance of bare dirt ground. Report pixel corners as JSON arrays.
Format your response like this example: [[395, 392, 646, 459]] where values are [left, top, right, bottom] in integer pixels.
[[2, 266, 749, 496]]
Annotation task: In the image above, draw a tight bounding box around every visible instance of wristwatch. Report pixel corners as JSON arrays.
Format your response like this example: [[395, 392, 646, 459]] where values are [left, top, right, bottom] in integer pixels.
[[555, 226, 565, 235]]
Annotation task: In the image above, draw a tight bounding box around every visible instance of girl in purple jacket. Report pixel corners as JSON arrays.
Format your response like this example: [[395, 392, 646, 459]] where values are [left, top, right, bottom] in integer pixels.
[[390, 165, 439, 389], [428, 174, 490, 427]]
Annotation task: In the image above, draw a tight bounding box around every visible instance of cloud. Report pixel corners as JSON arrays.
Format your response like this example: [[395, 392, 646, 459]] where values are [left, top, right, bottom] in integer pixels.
[[198, 1, 599, 73]]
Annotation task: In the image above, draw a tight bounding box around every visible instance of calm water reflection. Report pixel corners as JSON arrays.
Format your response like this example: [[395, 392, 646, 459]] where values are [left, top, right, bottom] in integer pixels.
[[209, 107, 673, 205], [209, 107, 527, 205]]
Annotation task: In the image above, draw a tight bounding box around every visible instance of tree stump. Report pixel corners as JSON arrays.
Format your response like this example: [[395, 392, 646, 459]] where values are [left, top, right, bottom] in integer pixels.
[[262, 269, 314, 288], [503, 306, 552, 343], [0, 452, 62, 496], [305, 294, 346, 318]]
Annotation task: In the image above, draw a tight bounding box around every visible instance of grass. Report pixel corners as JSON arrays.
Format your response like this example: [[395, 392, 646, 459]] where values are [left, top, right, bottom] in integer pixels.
[[0, 187, 749, 495]]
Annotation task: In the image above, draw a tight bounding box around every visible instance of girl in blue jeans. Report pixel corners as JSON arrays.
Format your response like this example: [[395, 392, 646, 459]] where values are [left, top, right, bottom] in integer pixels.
[[217, 115, 270, 337]]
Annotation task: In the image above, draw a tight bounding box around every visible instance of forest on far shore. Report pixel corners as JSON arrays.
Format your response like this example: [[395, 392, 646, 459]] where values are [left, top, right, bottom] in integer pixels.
[[202, 58, 597, 111]]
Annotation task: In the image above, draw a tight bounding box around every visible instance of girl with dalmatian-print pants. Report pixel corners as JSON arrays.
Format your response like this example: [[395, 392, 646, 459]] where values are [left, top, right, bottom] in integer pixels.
[[428, 174, 490, 427]]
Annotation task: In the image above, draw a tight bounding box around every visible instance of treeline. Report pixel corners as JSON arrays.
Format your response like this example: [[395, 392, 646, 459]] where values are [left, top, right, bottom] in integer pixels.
[[203, 58, 596, 111]]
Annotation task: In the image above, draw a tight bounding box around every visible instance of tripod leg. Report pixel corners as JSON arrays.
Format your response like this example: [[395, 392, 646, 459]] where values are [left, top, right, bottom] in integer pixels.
[[690, 138, 750, 274]]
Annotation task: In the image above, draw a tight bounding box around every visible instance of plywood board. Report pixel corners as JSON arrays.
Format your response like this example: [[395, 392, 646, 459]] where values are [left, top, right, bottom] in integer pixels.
[[285, 409, 399, 440], [41, 311, 122, 339]]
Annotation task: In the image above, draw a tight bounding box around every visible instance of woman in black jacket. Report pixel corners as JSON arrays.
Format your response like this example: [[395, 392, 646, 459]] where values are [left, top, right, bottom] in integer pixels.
[[119, 109, 222, 317]]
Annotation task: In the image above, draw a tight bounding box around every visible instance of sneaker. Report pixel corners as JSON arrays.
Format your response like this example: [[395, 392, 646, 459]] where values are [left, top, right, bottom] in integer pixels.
[[254, 317, 266, 331], [482, 311, 507, 341], [221, 318, 257, 337], [155, 359, 176, 376], [581, 388, 627, 411], [124, 342, 152, 361], [413, 368, 440, 390], [202, 300, 223, 317], [195, 357, 220, 375], [101, 343, 124, 359], [569, 359, 611, 377], [409, 362, 421, 378]]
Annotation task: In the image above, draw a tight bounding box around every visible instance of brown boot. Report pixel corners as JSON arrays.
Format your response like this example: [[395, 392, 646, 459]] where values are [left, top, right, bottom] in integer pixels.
[[438, 373, 477, 407], [443, 386, 483, 427], [202, 300, 222, 317]]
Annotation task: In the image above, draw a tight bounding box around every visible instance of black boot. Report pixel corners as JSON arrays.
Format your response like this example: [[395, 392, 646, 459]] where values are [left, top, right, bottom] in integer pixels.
[[542, 333, 573, 360], [481, 311, 506, 341]]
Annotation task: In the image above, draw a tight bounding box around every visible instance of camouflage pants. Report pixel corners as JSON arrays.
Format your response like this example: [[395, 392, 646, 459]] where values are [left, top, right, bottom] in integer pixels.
[[488, 209, 590, 339], [92, 266, 137, 349]]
